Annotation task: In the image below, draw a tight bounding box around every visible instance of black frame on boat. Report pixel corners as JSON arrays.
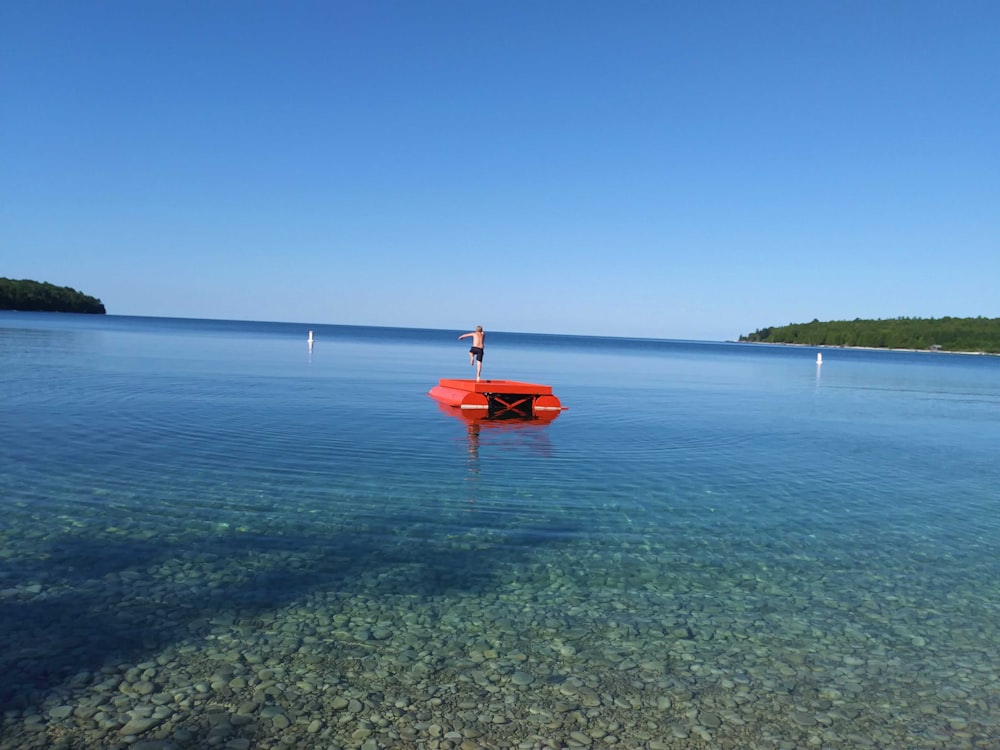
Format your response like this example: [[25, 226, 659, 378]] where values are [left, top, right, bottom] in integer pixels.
[[487, 393, 535, 419]]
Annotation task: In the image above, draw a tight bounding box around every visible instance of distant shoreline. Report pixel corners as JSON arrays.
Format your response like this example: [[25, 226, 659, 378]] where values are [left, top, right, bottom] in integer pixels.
[[736, 340, 999, 357]]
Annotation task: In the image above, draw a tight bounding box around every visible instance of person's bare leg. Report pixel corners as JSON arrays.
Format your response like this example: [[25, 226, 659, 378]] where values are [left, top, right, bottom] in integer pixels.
[[476, 359, 482, 381]]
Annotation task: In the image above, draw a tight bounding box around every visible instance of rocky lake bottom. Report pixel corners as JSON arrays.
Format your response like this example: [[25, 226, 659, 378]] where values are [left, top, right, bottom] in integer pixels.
[[3, 510, 998, 750]]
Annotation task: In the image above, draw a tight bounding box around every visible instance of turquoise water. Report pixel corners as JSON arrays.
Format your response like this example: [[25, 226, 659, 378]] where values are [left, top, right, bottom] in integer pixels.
[[2, 311, 999, 749]]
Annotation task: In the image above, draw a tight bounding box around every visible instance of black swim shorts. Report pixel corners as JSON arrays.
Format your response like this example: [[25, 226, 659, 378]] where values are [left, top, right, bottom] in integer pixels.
[[470, 346, 484, 361]]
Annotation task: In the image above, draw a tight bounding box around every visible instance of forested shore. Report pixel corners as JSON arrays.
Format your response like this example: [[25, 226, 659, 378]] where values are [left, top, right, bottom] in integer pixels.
[[739, 317, 1000, 354], [0, 277, 106, 314]]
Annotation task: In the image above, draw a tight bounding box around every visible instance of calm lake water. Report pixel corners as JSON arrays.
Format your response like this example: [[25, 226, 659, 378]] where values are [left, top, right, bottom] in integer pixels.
[[2, 311, 998, 749]]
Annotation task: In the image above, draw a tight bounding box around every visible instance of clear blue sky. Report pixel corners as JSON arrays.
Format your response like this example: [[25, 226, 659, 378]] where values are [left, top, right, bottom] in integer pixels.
[[3, 1, 998, 341]]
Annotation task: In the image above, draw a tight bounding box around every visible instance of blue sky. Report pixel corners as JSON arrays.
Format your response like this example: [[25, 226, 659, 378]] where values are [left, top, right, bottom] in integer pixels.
[[3, 1, 998, 341]]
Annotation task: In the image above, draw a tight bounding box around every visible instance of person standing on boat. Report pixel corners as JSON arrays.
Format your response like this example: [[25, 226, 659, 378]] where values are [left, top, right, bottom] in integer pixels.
[[458, 326, 485, 381]]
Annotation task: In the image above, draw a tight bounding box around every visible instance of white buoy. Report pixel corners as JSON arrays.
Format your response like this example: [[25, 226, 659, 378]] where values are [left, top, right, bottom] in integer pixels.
[[308, 330, 314, 345], [816, 352, 823, 364]]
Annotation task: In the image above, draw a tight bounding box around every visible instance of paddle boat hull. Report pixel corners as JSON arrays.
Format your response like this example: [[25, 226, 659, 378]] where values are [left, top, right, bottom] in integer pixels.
[[429, 379, 566, 421]]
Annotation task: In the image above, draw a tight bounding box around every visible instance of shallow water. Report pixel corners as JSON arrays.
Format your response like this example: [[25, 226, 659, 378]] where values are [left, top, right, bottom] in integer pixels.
[[2, 312, 999, 749]]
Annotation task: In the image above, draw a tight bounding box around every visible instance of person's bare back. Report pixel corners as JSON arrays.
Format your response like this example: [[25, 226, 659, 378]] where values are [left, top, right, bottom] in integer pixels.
[[466, 329, 484, 348], [458, 326, 486, 380]]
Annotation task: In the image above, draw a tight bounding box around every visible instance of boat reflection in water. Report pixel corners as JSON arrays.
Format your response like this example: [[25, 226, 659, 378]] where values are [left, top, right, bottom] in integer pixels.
[[429, 377, 565, 459], [431, 380, 564, 507], [433, 399, 558, 458]]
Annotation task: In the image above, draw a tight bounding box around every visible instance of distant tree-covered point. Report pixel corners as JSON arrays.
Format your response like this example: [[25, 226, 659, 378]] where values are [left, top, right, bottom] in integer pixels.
[[0, 277, 106, 314], [739, 317, 1000, 354]]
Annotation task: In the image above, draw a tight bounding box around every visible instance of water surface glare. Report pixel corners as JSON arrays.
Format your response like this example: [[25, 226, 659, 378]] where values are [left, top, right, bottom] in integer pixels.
[[2, 312, 999, 749]]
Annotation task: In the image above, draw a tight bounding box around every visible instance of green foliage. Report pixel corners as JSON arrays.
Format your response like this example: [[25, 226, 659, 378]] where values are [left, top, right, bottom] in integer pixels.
[[0, 277, 106, 314], [739, 317, 1000, 354]]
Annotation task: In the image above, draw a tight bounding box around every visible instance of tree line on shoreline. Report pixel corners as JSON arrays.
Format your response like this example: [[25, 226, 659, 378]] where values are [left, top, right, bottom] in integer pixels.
[[0, 277, 106, 314], [739, 317, 1000, 354]]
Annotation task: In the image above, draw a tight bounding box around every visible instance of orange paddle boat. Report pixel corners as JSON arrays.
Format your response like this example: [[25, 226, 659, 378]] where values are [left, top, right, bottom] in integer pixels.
[[429, 378, 566, 422]]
